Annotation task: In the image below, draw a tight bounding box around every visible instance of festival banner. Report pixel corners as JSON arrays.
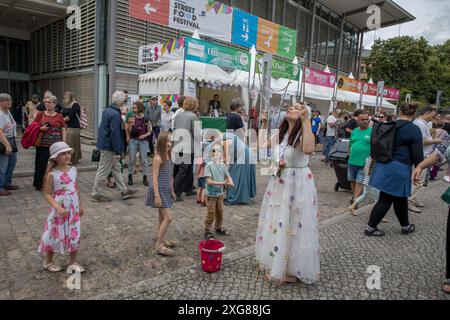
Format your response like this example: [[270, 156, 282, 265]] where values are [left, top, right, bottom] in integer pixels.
[[257, 18, 280, 55], [129, 0, 170, 26], [185, 37, 250, 72], [383, 87, 400, 100], [138, 37, 185, 65], [271, 58, 300, 80], [129, 0, 233, 43], [277, 26, 297, 59], [337, 76, 363, 93], [231, 8, 258, 49], [304, 67, 336, 88], [255, 56, 299, 80], [169, 0, 233, 43], [362, 82, 400, 100]]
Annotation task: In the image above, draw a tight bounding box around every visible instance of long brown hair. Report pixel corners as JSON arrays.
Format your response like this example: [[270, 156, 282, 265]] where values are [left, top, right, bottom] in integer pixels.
[[156, 131, 172, 162], [278, 104, 304, 147]]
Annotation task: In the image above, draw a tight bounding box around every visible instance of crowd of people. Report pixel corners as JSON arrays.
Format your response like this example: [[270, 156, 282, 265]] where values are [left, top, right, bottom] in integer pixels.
[[1, 89, 450, 293]]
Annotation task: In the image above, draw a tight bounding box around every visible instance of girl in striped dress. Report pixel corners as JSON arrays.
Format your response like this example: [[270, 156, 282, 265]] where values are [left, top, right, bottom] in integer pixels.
[[146, 132, 177, 256]]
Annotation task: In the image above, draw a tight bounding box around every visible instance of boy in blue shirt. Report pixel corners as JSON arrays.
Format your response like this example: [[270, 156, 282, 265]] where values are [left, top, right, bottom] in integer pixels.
[[204, 142, 234, 240]]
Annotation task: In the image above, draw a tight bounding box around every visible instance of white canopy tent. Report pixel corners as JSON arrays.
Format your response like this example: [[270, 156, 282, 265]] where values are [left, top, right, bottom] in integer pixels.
[[229, 70, 300, 96], [139, 60, 241, 95]]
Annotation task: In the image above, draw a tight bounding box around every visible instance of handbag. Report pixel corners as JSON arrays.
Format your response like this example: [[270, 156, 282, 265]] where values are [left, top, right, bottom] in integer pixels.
[[441, 187, 450, 204], [0, 112, 19, 154], [0, 139, 18, 154], [91, 149, 101, 162]]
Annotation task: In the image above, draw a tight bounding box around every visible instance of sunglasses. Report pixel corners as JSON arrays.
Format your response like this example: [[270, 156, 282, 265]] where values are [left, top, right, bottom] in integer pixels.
[[211, 148, 222, 153]]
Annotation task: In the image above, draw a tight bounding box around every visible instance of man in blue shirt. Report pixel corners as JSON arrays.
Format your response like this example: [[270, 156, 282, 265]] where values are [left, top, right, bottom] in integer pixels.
[[91, 91, 137, 202], [311, 110, 322, 146]]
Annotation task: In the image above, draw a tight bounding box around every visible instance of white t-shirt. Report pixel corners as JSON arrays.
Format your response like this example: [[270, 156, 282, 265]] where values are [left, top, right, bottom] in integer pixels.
[[0, 110, 16, 138], [160, 111, 174, 132], [326, 115, 337, 137], [413, 118, 433, 156]]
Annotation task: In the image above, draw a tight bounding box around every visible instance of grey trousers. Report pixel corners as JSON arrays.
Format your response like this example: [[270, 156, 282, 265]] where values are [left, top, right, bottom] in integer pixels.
[[92, 150, 127, 196]]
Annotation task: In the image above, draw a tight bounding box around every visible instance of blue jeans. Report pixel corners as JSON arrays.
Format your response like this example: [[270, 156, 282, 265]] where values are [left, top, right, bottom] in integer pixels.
[[323, 136, 335, 160], [0, 152, 18, 191], [128, 139, 150, 177]]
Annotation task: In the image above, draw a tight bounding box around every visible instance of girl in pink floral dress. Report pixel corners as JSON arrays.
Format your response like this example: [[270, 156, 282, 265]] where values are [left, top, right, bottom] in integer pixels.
[[38, 142, 85, 273]]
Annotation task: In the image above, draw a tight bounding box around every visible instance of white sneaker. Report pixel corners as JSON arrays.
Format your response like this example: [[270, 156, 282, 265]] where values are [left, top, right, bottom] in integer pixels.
[[444, 176, 450, 183], [408, 203, 421, 213]]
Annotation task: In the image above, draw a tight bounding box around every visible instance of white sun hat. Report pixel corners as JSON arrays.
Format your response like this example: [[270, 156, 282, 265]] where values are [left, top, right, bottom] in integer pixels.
[[49, 142, 73, 159]]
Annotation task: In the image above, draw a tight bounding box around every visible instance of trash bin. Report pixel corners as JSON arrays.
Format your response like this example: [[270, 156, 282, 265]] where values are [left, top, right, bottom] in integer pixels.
[[199, 240, 226, 273], [328, 138, 352, 192]]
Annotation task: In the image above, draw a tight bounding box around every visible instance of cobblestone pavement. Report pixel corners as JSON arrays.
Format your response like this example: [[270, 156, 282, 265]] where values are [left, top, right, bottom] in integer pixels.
[[95, 180, 450, 300], [1, 151, 355, 300]]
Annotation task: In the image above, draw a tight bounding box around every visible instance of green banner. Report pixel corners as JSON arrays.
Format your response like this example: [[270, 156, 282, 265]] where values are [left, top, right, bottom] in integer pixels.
[[272, 58, 300, 79], [256, 55, 300, 80], [185, 37, 250, 72], [277, 26, 297, 60]]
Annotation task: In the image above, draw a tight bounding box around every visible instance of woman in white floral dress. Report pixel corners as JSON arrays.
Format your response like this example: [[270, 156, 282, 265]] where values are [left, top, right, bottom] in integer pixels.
[[256, 103, 320, 284]]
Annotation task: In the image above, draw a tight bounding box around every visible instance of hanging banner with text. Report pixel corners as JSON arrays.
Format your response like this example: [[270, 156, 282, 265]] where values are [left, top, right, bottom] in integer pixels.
[[338, 77, 400, 100], [185, 37, 250, 72], [256, 56, 300, 80], [129, 0, 233, 43], [337, 77, 363, 93], [138, 37, 185, 65], [362, 82, 400, 100], [231, 8, 258, 49], [305, 67, 336, 88]]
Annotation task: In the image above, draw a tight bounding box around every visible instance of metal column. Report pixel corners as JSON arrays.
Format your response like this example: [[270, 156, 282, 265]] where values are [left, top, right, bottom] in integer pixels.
[[108, 0, 117, 102], [94, 0, 109, 139], [356, 32, 364, 80]]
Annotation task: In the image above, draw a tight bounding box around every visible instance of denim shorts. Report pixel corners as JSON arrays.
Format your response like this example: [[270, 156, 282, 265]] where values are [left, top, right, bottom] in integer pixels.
[[198, 177, 206, 189], [347, 164, 365, 183]]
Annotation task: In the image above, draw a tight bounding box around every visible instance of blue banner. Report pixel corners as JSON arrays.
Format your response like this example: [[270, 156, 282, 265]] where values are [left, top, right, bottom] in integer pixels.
[[231, 9, 258, 48]]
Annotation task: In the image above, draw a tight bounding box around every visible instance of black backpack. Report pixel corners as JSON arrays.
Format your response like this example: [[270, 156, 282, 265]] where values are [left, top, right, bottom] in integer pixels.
[[370, 120, 408, 163]]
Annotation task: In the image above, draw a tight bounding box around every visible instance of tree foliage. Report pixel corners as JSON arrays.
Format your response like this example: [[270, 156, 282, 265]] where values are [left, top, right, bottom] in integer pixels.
[[366, 37, 450, 107]]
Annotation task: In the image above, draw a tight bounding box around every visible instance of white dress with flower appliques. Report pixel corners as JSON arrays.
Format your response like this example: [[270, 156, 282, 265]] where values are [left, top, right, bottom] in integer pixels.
[[255, 135, 320, 284]]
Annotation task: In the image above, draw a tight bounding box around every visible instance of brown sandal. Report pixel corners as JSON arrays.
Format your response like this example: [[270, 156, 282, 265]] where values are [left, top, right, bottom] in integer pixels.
[[156, 244, 174, 256], [164, 240, 177, 247], [43, 263, 62, 273]]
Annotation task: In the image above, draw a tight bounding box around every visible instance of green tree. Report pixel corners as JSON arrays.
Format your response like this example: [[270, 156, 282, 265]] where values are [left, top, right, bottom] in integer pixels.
[[366, 36, 450, 106]]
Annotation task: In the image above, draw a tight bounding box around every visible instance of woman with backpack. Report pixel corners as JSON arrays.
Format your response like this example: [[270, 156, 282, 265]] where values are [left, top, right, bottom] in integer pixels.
[[364, 103, 423, 237], [62, 91, 82, 165], [126, 101, 151, 186]]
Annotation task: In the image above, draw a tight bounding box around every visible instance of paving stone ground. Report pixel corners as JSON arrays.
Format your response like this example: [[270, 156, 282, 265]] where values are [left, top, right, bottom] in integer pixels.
[[95, 180, 450, 300], [2, 142, 448, 300]]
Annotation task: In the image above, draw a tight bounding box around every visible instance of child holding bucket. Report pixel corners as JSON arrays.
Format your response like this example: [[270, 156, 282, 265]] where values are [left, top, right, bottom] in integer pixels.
[[146, 132, 177, 256], [204, 141, 234, 240]]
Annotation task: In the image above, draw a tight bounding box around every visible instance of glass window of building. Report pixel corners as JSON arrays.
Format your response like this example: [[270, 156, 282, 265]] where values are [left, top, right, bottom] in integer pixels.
[[0, 38, 7, 71], [274, 0, 284, 25], [318, 21, 328, 64], [297, 9, 311, 56], [284, 1, 298, 29], [234, 0, 251, 12], [252, 0, 272, 20], [9, 39, 29, 73]]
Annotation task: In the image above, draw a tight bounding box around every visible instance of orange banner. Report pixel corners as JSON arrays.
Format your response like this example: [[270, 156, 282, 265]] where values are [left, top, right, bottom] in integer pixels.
[[257, 18, 279, 54], [337, 77, 363, 93]]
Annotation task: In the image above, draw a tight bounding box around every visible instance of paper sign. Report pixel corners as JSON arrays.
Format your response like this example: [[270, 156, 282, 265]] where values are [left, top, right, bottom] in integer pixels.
[[139, 37, 185, 65]]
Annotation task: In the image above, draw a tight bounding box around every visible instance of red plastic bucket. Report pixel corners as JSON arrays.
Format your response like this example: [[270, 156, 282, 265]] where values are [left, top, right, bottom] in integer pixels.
[[199, 240, 226, 273]]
